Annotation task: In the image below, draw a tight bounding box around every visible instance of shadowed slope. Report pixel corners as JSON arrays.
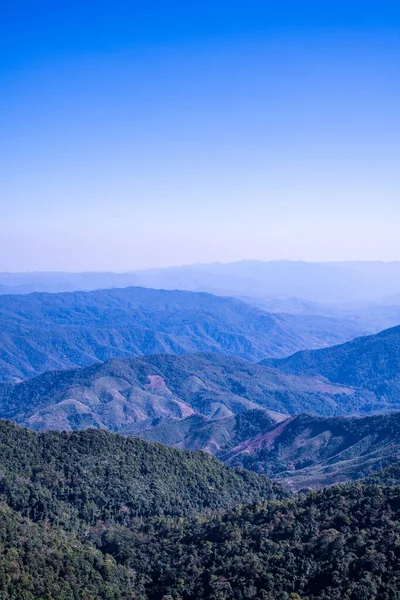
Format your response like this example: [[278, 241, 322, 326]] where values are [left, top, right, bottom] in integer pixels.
[[264, 325, 400, 408]]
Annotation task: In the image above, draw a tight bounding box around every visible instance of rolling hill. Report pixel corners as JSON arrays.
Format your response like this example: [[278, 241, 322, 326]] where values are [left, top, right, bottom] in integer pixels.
[[135, 408, 400, 491], [0, 353, 376, 432]]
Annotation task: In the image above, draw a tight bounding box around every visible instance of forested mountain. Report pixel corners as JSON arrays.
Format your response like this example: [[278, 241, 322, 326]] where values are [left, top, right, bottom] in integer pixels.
[[3, 484, 400, 600], [0, 353, 376, 432], [1, 422, 400, 600], [4, 265, 400, 347], [0, 285, 371, 382], [95, 483, 400, 600], [0, 502, 136, 599], [0, 420, 284, 525], [365, 463, 400, 486], [265, 325, 400, 408]]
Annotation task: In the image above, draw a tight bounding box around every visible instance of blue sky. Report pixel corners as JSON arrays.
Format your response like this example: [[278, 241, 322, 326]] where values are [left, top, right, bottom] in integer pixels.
[[1, 1, 399, 270]]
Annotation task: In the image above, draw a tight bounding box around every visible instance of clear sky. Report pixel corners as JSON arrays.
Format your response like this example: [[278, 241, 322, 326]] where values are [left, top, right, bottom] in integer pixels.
[[1, 1, 399, 271]]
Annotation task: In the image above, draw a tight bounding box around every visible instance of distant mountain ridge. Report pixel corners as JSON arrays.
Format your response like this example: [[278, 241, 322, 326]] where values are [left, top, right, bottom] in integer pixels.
[[0, 285, 368, 381], [3, 260, 400, 302]]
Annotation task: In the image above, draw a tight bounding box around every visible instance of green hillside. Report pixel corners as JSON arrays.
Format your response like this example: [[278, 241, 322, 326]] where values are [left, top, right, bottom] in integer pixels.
[[98, 483, 400, 600], [0, 420, 284, 527], [1, 420, 400, 598], [222, 412, 400, 490], [0, 503, 135, 600]]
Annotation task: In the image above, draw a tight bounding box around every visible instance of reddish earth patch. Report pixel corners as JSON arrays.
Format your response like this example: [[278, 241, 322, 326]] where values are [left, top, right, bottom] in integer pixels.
[[227, 416, 297, 459], [146, 375, 166, 389], [174, 400, 196, 418]]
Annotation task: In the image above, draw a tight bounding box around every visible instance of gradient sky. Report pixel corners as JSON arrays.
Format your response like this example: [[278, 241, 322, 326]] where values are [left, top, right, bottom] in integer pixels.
[[1, 1, 399, 271]]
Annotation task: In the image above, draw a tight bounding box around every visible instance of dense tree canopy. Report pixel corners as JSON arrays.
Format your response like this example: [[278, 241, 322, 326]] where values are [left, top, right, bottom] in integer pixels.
[[0, 420, 284, 527], [1, 420, 400, 599]]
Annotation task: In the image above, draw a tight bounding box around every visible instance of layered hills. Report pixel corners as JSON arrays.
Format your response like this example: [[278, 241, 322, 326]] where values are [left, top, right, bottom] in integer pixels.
[[0, 353, 375, 432], [4, 260, 400, 303], [0, 286, 370, 382], [2, 350, 400, 491], [136, 409, 400, 491], [1, 279, 400, 598], [2, 329, 400, 491]]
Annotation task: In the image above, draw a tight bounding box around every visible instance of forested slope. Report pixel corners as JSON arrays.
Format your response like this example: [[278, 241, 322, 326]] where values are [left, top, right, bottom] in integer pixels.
[[265, 325, 400, 407], [0, 420, 284, 526]]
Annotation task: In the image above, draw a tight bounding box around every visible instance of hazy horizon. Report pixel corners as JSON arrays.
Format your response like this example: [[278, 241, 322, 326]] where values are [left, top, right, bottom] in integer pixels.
[[4, 257, 400, 276], [2, 1, 399, 271]]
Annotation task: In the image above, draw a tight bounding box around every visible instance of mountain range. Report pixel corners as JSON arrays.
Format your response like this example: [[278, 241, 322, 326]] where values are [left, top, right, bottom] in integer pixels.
[[1, 347, 400, 491], [0, 353, 377, 433], [2, 267, 400, 597], [5, 317, 400, 431], [1, 324, 400, 491], [4, 260, 400, 303], [0, 303, 400, 488], [0, 285, 371, 382]]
